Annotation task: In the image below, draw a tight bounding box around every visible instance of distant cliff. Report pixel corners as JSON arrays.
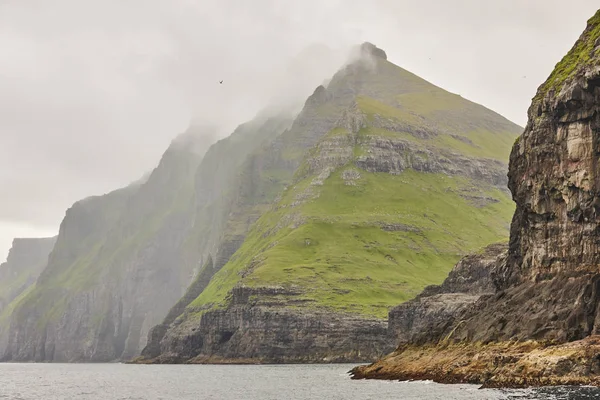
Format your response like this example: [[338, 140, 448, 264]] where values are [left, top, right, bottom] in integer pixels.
[[0, 237, 56, 313], [2, 128, 214, 362], [0, 236, 56, 356], [352, 10, 600, 387]]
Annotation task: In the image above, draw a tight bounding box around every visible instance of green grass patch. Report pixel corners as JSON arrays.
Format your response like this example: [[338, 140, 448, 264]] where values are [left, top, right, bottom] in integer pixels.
[[434, 129, 519, 161], [538, 10, 600, 98], [356, 96, 420, 125]]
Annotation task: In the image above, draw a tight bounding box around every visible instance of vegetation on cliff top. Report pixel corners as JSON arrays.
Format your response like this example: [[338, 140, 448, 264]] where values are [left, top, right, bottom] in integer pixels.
[[538, 9, 600, 98]]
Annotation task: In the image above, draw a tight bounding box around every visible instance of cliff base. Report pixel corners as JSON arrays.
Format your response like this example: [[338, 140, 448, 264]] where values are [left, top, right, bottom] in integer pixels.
[[350, 336, 600, 388]]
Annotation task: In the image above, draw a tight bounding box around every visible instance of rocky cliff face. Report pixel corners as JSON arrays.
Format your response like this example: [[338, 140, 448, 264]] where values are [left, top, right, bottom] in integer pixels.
[[2, 42, 522, 364], [138, 43, 522, 364], [387, 243, 507, 346], [352, 10, 600, 387], [142, 286, 390, 364]]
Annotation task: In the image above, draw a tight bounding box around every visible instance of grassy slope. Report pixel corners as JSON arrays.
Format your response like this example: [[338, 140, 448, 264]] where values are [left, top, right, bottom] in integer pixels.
[[191, 169, 513, 318], [0, 266, 38, 306]]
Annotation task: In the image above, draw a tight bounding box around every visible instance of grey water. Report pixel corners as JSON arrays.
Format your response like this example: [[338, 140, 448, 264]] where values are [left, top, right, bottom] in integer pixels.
[[0, 363, 598, 400]]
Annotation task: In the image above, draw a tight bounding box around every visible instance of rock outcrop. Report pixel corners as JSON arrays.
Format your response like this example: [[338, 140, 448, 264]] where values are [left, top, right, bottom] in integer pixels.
[[351, 9, 600, 387], [141, 286, 391, 364], [387, 243, 507, 346], [137, 43, 521, 364]]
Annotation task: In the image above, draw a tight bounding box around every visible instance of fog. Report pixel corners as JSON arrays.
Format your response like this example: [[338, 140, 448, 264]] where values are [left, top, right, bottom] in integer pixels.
[[0, 0, 598, 260]]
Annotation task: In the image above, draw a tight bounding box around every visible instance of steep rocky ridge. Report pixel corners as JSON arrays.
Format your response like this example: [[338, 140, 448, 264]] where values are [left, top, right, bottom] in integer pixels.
[[2, 127, 215, 362], [0, 237, 56, 356], [138, 43, 522, 364], [1, 112, 296, 362], [352, 10, 600, 387]]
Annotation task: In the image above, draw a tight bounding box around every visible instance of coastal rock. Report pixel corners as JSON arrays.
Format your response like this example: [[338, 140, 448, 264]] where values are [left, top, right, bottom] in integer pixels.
[[141, 286, 392, 364], [351, 336, 600, 388]]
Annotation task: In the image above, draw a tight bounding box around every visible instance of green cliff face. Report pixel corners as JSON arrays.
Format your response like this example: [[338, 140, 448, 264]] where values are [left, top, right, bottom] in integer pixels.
[[0, 237, 56, 355], [139, 43, 523, 363]]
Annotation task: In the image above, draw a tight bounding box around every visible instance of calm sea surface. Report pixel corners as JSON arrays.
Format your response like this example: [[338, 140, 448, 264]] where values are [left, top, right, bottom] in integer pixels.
[[1, 363, 599, 400]]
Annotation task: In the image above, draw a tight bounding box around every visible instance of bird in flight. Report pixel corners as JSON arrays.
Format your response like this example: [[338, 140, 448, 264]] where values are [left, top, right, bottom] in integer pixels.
[[219, 80, 223, 84]]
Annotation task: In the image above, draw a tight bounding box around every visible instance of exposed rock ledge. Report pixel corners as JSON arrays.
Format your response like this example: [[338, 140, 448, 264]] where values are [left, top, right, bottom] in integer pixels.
[[135, 286, 394, 364], [350, 336, 600, 388]]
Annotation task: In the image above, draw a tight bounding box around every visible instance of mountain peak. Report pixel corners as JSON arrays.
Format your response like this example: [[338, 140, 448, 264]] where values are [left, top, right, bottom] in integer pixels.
[[359, 42, 387, 60]]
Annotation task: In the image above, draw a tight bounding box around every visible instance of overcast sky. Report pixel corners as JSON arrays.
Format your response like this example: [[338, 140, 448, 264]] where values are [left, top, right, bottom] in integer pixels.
[[0, 0, 598, 262]]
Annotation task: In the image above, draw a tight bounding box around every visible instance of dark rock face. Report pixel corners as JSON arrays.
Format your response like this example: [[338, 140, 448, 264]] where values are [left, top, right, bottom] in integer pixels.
[[355, 136, 510, 189], [141, 286, 392, 364], [387, 243, 507, 345]]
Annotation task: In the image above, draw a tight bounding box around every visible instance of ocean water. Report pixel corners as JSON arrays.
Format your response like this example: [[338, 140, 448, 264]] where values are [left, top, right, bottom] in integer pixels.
[[0, 363, 599, 400]]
